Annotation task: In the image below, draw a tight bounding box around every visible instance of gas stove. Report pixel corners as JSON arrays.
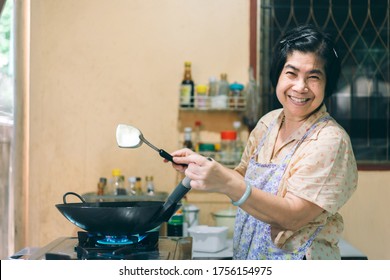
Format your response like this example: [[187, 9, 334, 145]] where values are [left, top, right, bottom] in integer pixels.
[[23, 231, 192, 260]]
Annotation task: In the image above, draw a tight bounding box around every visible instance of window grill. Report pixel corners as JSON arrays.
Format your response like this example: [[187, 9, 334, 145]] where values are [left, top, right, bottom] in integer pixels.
[[259, 0, 390, 163]]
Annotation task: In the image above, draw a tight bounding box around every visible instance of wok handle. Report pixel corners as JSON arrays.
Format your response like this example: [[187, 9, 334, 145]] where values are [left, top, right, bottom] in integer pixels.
[[63, 192, 86, 204], [160, 177, 191, 220]]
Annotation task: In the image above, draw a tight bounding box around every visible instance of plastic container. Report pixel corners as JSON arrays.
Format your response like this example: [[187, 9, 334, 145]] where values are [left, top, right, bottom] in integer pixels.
[[212, 207, 237, 238], [220, 131, 237, 165], [188, 225, 228, 252], [183, 204, 200, 237]]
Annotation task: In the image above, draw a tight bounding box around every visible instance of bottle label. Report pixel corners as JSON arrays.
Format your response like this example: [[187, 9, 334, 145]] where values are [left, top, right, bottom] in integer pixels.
[[180, 85, 192, 106]]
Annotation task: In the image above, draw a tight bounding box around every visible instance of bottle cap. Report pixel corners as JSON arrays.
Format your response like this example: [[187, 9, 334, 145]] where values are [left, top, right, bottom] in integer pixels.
[[209, 76, 217, 82], [198, 143, 215, 152], [229, 82, 244, 91], [196, 84, 208, 94], [112, 169, 121, 176], [184, 127, 192, 133], [221, 131, 237, 140], [233, 121, 242, 129], [184, 61, 191, 66]]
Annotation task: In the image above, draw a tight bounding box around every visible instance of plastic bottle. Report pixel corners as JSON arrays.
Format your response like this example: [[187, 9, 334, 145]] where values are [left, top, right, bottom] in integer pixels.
[[220, 131, 237, 165], [208, 76, 218, 96], [180, 61, 195, 108], [110, 169, 126, 195], [211, 73, 228, 109], [218, 73, 230, 96], [183, 127, 194, 150], [195, 84, 208, 109]]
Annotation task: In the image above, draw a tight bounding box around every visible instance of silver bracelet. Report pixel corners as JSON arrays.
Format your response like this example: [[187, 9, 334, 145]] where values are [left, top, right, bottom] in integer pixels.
[[231, 183, 252, 206]]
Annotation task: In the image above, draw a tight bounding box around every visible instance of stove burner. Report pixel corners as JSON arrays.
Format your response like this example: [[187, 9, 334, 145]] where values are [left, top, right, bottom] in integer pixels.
[[75, 231, 160, 260], [96, 235, 143, 245]]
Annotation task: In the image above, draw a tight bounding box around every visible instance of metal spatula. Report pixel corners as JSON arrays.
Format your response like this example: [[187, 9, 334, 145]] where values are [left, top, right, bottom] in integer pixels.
[[116, 124, 176, 163]]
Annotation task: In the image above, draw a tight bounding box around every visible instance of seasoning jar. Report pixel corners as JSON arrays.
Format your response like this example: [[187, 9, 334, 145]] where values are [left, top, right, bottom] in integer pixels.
[[229, 82, 245, 109], [109, 169, 125, 195], [195, 84, 208, 109], [135, 177, 143, 195], [97, 177, 107, 195], [198, 143, 216, 159], [220, 131, 237, 165]]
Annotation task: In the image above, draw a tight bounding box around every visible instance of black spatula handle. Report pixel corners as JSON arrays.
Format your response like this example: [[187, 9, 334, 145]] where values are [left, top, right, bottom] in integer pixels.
[[159, 149, 187, 166]]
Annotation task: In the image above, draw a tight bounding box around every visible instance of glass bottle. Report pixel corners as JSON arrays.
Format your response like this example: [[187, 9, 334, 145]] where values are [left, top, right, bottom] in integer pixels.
[[218, 73, 230, 97], [127, 176, 137, 195], [229, 82, 245, 109], [167, 209, 184, 236], [220, 130, 237, 165], [180, 61, 195, 108], [193, 120, 202, 152], [134, 176, 143, 195], [233, 121, 245, 163], [97, 177, 107, 196], [183, 127, 194, 150], [145, 175, 155, 195], [212, 73, 228, 109], [208, 76, 218, 96]]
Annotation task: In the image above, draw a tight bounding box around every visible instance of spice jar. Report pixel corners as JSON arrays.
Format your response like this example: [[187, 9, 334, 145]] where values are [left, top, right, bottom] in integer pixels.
[[196, 84, 208, 109], [220, 130, 237, 165], [229, 82, 245, 109]]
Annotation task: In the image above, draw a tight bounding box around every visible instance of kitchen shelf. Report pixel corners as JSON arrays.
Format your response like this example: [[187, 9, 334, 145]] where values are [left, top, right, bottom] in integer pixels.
[[179, 96, 247, 112]]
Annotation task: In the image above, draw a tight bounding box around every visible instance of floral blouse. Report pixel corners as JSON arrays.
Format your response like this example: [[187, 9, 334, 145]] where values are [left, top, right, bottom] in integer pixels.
[[235, 105, 358, 259]]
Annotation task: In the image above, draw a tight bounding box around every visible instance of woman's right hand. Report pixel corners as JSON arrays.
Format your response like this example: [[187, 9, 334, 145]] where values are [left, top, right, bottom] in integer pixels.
[[166, 148, 195, 173]]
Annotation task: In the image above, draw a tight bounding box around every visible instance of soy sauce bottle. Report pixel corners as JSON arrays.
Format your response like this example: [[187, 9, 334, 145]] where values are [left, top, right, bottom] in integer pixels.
[[183, 127, 194, 150], [180, 61, 195, 108]]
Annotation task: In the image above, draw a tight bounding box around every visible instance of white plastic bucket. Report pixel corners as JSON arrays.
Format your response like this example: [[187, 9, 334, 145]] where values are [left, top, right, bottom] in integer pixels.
[[212, 207, 236, 238], [183, 204, 199, 236]]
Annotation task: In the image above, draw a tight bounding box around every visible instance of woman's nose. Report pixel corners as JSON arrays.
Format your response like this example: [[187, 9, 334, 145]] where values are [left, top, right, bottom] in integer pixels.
[[292, 79, 308, 93]]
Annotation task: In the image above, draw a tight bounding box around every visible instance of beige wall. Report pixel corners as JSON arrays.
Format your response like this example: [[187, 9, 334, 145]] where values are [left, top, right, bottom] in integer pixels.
[[23, 0, 249, 247], [13, 0, 390, 260]]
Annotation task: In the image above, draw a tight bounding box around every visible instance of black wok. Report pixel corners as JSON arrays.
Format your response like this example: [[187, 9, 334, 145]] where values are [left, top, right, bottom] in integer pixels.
[[56, 177, 191, 235]]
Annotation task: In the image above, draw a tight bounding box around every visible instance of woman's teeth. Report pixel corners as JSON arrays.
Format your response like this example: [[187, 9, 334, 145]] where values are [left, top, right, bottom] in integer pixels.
[[290, 96, 309, 103]]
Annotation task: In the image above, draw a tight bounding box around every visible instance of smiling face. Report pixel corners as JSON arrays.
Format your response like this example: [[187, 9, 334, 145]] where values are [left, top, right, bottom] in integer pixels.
[[276, 51, 326, 121]]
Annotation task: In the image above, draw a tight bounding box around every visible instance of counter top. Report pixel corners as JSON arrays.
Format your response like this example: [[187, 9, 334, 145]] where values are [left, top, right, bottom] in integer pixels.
[[192, 238, 368, 260]]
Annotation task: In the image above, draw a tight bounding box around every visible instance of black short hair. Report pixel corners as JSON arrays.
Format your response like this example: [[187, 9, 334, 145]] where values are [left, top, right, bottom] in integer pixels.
[[269, 24, 341, 98]]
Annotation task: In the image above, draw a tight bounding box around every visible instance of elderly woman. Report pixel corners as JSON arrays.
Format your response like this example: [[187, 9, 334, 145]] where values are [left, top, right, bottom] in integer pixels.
[[170, 24, 357, 260]]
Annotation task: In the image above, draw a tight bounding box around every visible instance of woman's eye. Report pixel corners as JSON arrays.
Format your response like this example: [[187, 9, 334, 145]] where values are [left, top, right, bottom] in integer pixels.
[[308, 75, 320, 80]]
